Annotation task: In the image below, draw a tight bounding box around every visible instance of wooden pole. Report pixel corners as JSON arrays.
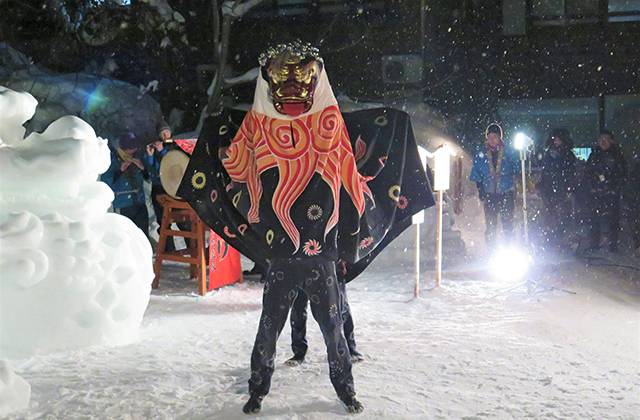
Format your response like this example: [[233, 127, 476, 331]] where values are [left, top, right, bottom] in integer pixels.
[[196, 219, 207, 296], [520, 154, 528, 245], [435, 190, 443, 287], [414, 221, 420, 298]]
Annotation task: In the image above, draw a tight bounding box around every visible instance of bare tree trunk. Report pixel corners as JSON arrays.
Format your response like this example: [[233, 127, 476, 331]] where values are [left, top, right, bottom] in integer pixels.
[[212, 0, 220, 61], [197, 0, 264, 129], [205, 9, 232, 115]]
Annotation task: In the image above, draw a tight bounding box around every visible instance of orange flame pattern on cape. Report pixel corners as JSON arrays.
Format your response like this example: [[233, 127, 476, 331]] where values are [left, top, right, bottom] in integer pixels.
[[223, 105, 373, 252]]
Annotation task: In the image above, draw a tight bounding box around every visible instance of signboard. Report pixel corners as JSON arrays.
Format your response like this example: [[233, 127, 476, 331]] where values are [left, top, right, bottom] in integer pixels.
[[412, 146, 429, 224]]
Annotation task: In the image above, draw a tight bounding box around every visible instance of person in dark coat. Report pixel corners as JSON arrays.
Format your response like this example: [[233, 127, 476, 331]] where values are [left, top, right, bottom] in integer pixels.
[[287, 279, 364, 366], [627, 152, 640, 254], [538, 129, 577, 248], [584, 130, 627, 252], [102, 133, 150, 238], [470, 123, 520, 246], [143, 122, 174, 251]]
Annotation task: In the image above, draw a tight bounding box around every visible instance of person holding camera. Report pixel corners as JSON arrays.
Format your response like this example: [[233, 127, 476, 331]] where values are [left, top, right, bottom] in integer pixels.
[[143, 122, 174, 251]]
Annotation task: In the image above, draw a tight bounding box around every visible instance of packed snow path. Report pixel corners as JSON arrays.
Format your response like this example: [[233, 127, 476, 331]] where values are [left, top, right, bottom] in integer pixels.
[[9, 256, 640, 419]]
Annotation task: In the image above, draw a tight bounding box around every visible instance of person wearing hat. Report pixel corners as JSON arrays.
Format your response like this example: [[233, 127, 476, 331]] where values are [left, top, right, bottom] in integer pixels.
[[470, 123, 520, 246], [102, 132, 150, 238], [143, 121, 175, 251], [584, 129, 627, 252], [538, 128, 577, 249]]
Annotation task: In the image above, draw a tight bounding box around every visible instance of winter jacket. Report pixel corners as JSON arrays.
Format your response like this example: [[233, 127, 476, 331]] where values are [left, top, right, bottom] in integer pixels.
[[102, 150, 148, 209], [539, 146, 576, 199], [584, 144, 627, 196], [143, 148, 168, 186], [470, 146, 520, 196]]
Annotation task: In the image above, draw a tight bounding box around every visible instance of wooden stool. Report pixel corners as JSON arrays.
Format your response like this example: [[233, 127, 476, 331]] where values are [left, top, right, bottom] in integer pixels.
[[153, 194, 207, 295]]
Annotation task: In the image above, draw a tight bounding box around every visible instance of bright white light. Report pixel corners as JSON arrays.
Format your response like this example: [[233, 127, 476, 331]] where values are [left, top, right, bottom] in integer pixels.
[[433, 145, 453, 191], [489, 246, 532, 283], [514, 132, 529, 151]]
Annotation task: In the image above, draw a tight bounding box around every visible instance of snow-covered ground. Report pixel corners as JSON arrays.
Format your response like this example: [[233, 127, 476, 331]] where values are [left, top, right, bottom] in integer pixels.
[[5, 247, 639, 419]]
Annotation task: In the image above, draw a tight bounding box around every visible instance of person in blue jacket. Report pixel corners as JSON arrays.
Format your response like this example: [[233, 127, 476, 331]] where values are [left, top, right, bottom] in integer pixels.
[[470, 123, 520, 246], [102, 132, 150, 238]]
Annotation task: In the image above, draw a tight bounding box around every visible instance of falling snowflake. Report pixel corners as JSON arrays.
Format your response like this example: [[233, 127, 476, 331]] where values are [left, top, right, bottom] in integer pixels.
[[303, 239, 322, 256], [307, 204, 323, 221]]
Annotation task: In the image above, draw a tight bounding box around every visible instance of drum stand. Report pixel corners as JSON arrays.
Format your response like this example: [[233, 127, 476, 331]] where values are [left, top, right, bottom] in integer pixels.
[[152, 194, 207, 295]]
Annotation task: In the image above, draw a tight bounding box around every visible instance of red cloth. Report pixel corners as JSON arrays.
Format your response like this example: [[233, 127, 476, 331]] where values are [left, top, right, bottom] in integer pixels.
[[174, 139, 197, 155], [208, 230, 242, 290]]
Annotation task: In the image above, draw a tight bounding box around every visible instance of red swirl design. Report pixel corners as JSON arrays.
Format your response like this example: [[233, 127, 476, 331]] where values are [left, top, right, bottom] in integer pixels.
[[265, 118, 311, 160], [221, 106, 372, 253], [312, 106, 341, 154]]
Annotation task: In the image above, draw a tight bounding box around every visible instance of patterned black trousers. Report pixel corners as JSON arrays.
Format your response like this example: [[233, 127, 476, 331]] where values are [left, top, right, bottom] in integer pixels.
[[248, 257, 355, 400], [290, 281, 357, 359]]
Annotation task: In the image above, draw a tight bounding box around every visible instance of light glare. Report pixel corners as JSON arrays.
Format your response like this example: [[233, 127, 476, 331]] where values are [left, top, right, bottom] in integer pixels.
[[490, 246, 532, 282], [514, 132, 527, 150]]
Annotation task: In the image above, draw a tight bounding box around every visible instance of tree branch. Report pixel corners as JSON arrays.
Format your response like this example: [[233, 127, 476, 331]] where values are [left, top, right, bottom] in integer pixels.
[[204, 0, 265, 115], [212, 0, 220, 60], [224, 0, 264, 18]]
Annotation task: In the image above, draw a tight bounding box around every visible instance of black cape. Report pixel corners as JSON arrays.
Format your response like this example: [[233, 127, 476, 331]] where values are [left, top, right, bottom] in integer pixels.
[[177, 107, 435, 281]]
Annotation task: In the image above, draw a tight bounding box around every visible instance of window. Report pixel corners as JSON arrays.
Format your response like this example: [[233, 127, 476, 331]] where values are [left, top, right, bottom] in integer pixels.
[[497, 97, 600, 150], [276, 0, 310, 16], [531, 0, 564, 19], [249, 0, 385, 18], [529, 0, 640, 24], [608, 0, 640, 21], [530, 0, 599, 23]]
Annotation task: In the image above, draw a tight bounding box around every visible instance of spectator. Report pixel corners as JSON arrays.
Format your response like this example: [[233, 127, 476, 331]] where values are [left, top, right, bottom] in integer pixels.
[[102, 133, 150, 238], [538, 129, 577, 248], [584, 129, 627, 253], [143, 122, 174, 251], [470, 123, 520, 246]]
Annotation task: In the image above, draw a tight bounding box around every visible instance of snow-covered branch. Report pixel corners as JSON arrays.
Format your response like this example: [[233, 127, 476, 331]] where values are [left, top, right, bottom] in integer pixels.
[[222, 0, 265, 18], [203, 0, 265, 119], [224, 67, 259, 86]]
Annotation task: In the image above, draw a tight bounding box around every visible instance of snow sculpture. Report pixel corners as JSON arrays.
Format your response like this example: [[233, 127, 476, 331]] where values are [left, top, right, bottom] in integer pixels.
[[0, 361, 30, 416], [0, 86, 153, 357]]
